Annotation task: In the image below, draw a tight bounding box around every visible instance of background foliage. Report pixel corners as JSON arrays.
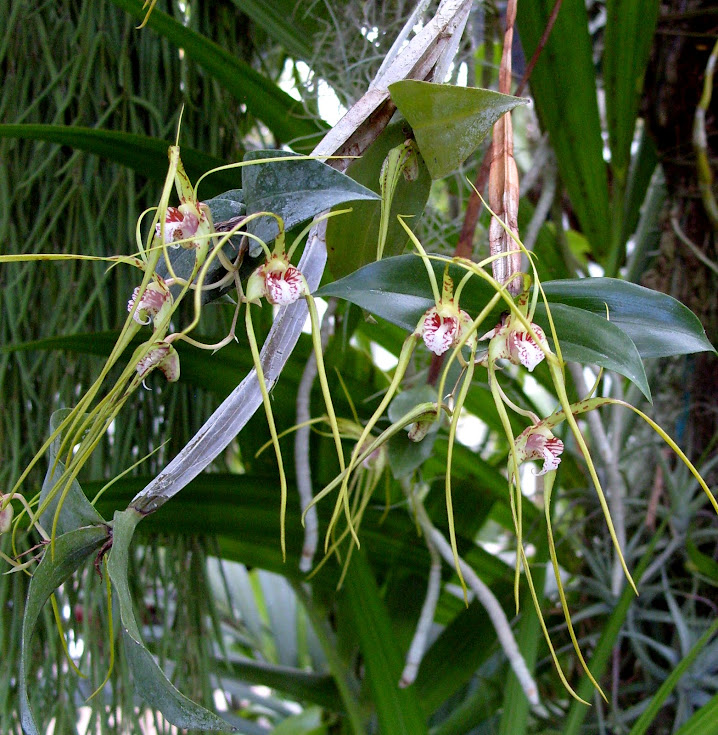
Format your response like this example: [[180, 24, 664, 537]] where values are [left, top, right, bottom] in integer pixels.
[[1, 1, 717, 734]]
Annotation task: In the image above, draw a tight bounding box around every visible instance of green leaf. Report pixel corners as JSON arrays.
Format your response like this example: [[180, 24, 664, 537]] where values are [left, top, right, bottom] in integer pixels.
[[242, 150, 381, 250], [272, 706, 327, 735], [341, 550, 428, 734], [228, 0, 315, 61], [685, 535, 718, 585], [673, 692, 718, 735], [20, 526, 109, 735], [533, 302, 651, 401], [388, 80, 528, 179], [603, 0, 660, 185], [0, 125, 234, 198], [107, 509, 233, 731], [39, 409, 106, 535], [628, 617, 718, 735], [387, 385, 440, 478], [516, 0, 610, 257], [317, 256, 652, 399], [562, 524, 667, 735], [326, 120, 431, 279], [541, 278, 716, 358], [221, 660, 343, 713], [108, 0, 326, 146]]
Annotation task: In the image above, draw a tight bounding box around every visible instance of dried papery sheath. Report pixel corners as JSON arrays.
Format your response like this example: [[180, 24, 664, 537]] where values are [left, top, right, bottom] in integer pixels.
[[0, 501, 13, 534]]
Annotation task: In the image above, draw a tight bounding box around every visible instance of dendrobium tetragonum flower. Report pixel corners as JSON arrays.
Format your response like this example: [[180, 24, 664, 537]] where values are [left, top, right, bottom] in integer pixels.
[[242, 210, 348, 561]]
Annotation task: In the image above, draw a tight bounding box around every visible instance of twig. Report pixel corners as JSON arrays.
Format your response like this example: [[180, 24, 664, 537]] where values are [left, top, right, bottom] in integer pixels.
[[407, 483, 540, 705], [399, 535, 441, 687]]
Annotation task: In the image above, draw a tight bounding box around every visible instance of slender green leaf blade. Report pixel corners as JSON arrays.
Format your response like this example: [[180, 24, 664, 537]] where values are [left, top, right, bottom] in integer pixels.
[[341, 551, 428, 734], [0, 124, 234, 198], [673, 692, 718, 735], [39, 410, 106, 535], [388, 80, 527, 179], [20, 526, 109, 735], [628, 618, 718, 735], [516, 0, 610, 256], [108, 0, 326, 145], [228, 0, 315, 61], [604, 0, 660, 184], [108, 509, 233, 731]]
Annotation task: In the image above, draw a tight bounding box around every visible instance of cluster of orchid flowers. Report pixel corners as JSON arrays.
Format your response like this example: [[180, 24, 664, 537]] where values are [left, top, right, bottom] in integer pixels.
[[2, 142, 715, 708], [299, 209, 716, 703], [0, 145, 346, 568]]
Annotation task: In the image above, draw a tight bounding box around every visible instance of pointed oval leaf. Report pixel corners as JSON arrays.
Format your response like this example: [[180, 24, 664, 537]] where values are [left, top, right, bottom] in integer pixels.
[[326, 120, 431, 279], [388, 80, 528, 179], [541, 278, 715, 358], [20, 526, 109, 735], [108, 509, 234, 732], [242, 150, 381, 249]]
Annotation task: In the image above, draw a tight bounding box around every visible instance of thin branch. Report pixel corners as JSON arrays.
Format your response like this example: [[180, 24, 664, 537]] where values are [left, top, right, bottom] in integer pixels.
[[407, 483, 540, 705]]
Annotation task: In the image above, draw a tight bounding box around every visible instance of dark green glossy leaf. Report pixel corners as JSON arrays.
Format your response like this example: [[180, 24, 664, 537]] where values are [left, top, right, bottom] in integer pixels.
[[533, 303, 650, 400], [20, 526, 109, 735], [108, 0, 326, 146], [388, 81, 527, 179], [107, 509, 233, 731], [221, 659, 343, 713], [39, 409, 106, 535], [0, 125, 234, 198], [541, 278, 716, 358], [341, 551, 428, 734], [242, 150, 380, 251], [517, 0, 610, 257], [326, 121, 431, 279]]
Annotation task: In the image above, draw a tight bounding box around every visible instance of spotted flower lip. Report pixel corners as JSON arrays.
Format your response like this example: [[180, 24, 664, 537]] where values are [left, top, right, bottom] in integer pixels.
[[127, 280, 172, 325], [246, 255, 308, 306], [484, 316, 549, 372], [417, 304, 472, 355], [514, 424, 564, 475], [156, 205, 200, 246], [136, 342, 180, 382]]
